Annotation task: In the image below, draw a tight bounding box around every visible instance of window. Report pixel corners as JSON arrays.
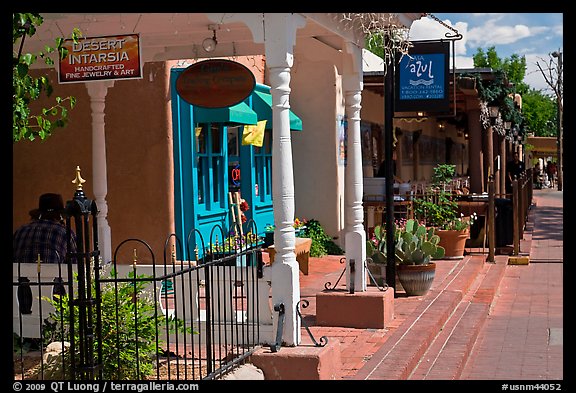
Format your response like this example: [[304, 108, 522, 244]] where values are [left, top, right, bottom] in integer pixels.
[[253, 129, 272, 202], [227, 126, 241, 193], [195, 124, 225, 209]]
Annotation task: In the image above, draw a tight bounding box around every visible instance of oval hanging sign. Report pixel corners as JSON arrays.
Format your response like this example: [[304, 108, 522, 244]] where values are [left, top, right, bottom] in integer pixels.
[[176, 59, 256, 108]]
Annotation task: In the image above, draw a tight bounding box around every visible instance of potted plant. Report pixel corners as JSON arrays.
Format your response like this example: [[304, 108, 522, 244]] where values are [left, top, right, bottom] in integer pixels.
[[262, 217, 308, 248], [366, 219, 445, 295], [430, 163, 457, 189], [413, 164, 476, 259], [435, 213, 478, 259], [395, 219, 445, 296], [207, 231, 262, 266]]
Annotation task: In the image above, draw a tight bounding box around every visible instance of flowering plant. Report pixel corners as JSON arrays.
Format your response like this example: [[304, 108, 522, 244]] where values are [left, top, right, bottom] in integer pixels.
[[443, 212, 477, 231], [211, 231, 260, 253], [239, 199, 250, 223], [293, 217, 307, 229], [264, 218, 308, 232]]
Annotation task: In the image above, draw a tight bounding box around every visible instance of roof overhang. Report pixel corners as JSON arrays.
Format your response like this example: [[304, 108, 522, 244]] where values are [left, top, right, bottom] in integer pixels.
[[527, 136, 558, 157]]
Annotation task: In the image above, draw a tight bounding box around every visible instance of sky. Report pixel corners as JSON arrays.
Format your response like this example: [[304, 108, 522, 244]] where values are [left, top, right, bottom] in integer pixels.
[[408, 13, 563, 94]]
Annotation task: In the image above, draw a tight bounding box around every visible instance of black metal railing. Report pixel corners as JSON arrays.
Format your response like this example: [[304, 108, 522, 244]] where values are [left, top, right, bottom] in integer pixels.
[[13, 225, 264, 381]]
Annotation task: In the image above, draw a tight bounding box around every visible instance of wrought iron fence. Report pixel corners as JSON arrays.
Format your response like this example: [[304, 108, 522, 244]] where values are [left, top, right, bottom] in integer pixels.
[[13, 221, 265, 380]]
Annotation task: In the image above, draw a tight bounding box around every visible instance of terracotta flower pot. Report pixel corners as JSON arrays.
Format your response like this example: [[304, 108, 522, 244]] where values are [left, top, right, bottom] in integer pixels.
[[397, 262, 436, 296], [437, 229, 469, 259]]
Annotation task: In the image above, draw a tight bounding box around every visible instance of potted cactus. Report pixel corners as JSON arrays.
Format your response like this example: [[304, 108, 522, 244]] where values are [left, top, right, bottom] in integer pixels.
[[367, 219, 445, 296], [396, 219, 445, 296]]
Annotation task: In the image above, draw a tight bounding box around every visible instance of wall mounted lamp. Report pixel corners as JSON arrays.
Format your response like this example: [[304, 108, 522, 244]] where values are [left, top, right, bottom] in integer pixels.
[[488, 103, 500, 119], [202, 24, 219, 52]]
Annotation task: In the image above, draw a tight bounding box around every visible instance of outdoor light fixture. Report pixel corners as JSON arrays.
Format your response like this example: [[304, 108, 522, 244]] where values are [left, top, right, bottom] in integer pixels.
[[488, 102, 500, 119], [202, 25, 218, 52], [504, 121, 512, 131]]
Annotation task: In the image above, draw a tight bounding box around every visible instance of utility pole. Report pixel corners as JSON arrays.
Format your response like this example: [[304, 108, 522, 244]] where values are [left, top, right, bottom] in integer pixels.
[[552, 50, 563, 191]]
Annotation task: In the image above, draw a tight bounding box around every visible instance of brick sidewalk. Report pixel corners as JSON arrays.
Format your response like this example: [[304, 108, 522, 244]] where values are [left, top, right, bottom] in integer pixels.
[[460, 189, 563, 380], [291, 188, 563, 381]]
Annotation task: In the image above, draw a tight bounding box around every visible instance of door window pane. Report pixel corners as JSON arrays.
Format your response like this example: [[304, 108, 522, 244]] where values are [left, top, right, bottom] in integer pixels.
[[211, 124, 221, 153], [196, 125, 206, 153]]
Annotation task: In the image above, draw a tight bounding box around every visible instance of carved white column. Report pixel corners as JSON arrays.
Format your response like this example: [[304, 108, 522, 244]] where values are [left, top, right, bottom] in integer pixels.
[[343, 43, 367, 291], [86, 80, 115, 264], [265, 13, 306, 347], [207, 11, 305, 347]]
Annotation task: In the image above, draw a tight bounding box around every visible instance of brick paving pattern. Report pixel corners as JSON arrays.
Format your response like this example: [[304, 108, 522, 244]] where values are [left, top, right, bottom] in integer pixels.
[[291, 189, 563, 381]]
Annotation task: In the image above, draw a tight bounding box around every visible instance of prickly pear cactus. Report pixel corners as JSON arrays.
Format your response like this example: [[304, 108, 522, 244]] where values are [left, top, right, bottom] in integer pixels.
[[367, 219, 445, 265]]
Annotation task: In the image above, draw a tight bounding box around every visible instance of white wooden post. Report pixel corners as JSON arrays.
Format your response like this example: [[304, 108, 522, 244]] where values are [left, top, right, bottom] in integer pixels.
[[265, 13, 306, 346], [86, 81, 115, 264], [343, 42, 367, 291], [206, 12, 306, 347]]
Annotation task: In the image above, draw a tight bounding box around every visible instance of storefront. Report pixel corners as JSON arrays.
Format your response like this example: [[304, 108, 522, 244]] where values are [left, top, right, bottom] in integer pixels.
[[170, 73, 302, 259]]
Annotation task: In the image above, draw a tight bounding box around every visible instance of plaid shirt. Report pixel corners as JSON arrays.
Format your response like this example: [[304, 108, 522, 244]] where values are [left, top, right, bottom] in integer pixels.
[[13, 219, 77, 264]]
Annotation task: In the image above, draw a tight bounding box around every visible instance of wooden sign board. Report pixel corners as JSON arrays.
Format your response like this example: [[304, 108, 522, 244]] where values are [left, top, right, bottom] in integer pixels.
[[176, 59, 256, 108], [58, 34, 142, 83]]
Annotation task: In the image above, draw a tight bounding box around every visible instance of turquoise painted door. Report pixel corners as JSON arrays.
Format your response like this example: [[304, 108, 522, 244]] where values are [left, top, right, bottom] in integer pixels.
[[170, 69, 274, 260]]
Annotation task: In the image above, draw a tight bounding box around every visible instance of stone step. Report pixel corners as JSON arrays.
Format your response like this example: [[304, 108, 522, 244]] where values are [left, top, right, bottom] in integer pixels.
[[353, 254, 507, 380], [408, 257, 507, 380]]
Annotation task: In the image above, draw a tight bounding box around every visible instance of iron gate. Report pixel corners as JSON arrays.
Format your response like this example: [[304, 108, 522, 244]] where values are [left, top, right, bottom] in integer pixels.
[[13, 189, 264, 380]]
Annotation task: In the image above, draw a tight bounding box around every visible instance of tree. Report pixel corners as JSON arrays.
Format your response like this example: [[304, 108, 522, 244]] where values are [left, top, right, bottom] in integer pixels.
[[473, 46, 529, 94], [536, 52, 562, 115], [473, 46, 502, 70], [13, 13, 81, 142], [521, 89, 557, 137], [535, 51, 562, 190]]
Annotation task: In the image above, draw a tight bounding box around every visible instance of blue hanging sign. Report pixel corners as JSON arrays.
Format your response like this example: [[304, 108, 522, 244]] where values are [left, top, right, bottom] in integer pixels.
[[395, 41, 450, 113]]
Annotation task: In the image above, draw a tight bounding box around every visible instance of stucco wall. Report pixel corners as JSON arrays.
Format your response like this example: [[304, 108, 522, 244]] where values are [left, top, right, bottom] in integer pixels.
[[360, 89, 384, 125], [13, 57, 267, 265], [13, 62, 174, 264], [290, 61, 344, 244]]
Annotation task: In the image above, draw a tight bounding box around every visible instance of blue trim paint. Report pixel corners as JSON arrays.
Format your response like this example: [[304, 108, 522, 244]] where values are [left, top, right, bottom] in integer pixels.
[[171, 70, 291, 260]]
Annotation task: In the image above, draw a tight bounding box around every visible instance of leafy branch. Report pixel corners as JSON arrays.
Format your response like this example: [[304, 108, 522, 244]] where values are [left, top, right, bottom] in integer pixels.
[[13, 13, 81, 142]]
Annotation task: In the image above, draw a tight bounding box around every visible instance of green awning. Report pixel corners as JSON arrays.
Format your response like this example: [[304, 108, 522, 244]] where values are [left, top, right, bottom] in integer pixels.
[[194, 101, 258, 125], [251, 90, 303, 131]]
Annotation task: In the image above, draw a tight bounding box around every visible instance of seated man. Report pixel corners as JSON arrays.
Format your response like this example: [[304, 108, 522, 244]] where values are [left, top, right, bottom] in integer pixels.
[[13, 193, 77, 264]]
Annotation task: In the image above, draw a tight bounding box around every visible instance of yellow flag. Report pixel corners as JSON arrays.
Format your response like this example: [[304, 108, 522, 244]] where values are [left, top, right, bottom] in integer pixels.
[[242, 120, 267, 147]]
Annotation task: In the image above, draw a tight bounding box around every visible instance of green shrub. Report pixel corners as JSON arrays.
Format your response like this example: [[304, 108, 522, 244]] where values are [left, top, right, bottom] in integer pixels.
[[431, 163, 456, 186], [412, 191, 459, 229], [300, 219, 344, 257], [43, 268, 193, 380]]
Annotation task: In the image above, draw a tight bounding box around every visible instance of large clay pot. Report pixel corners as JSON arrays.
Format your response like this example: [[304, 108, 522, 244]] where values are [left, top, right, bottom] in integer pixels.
[[437, 229, 469, 259], [396, 262, 436, 296]]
